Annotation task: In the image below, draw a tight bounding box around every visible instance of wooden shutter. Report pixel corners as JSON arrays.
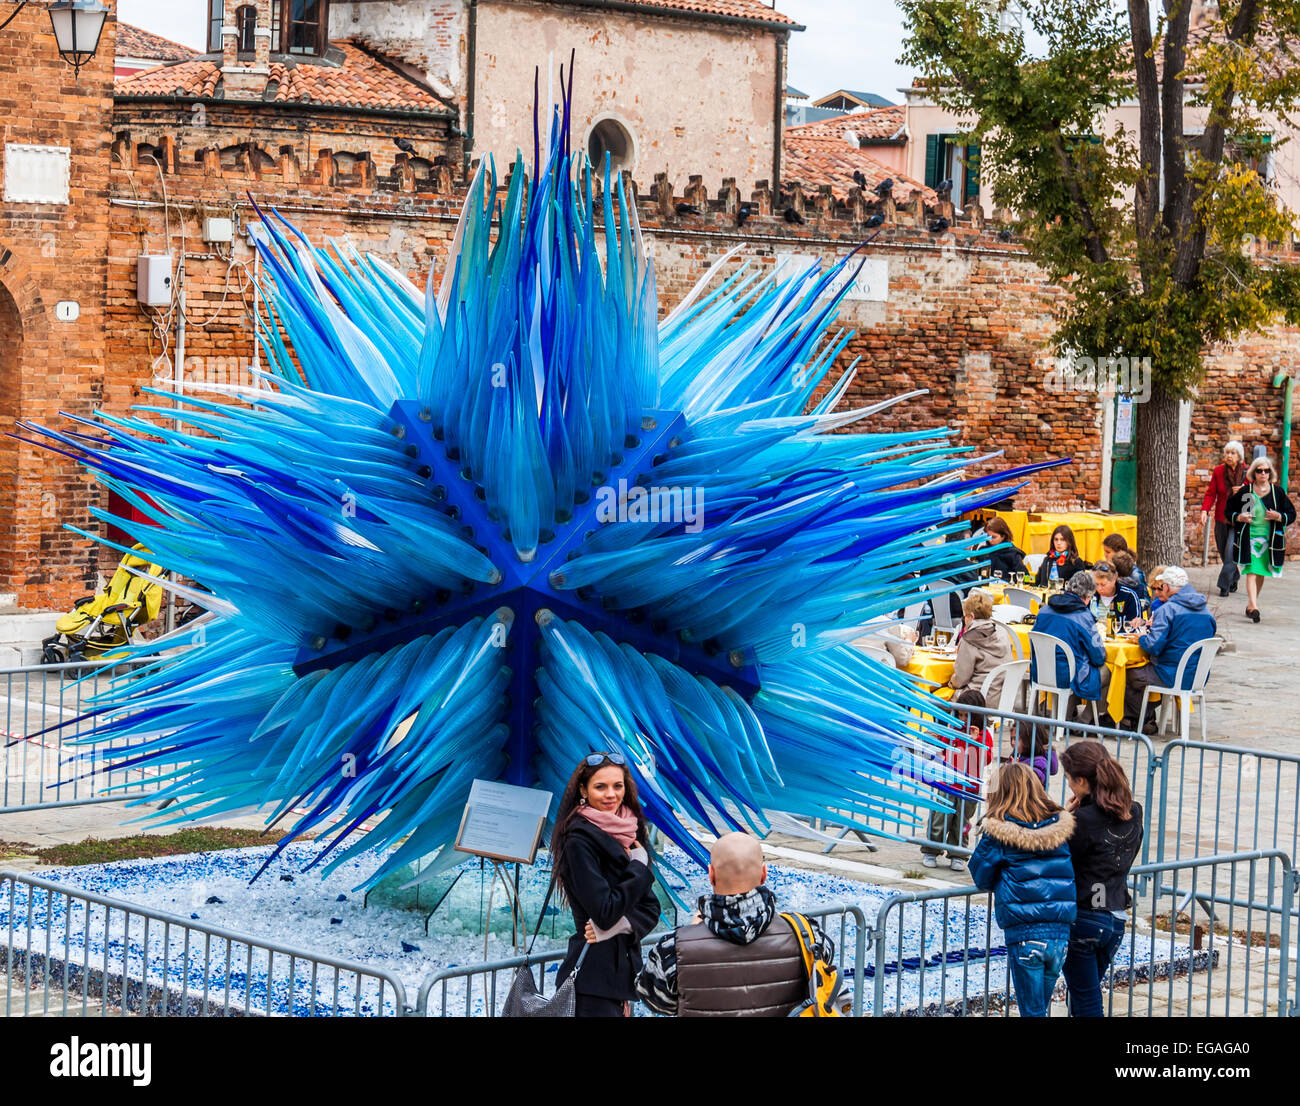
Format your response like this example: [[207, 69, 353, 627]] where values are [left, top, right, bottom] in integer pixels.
[[924, 134, 942, 190]]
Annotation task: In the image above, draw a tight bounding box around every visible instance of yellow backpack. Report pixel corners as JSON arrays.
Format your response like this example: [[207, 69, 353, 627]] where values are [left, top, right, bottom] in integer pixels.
[[781, 912, 845, 1017]]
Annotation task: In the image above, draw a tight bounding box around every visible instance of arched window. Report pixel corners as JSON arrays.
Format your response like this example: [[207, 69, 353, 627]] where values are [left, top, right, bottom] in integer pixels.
[[236, 5, 257, 55], [207, 0, 224, 53], [587, 117, 636, 175]]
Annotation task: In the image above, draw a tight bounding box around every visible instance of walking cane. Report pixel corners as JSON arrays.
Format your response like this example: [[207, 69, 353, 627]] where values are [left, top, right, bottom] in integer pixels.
[[1202, 518, 1211, 566]]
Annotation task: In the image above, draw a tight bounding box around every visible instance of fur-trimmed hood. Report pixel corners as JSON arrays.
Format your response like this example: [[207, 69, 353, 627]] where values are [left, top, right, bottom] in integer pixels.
[[980, 810, 1075, 852]]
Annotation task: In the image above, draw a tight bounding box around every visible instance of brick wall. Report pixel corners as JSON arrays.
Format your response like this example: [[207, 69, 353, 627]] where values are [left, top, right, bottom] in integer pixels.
[[10, 98, 1300, 609], [0, 5, 117, 608]]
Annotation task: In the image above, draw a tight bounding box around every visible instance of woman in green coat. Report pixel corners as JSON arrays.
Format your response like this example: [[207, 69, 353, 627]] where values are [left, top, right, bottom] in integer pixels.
[[1226, 457, 1297, 623]]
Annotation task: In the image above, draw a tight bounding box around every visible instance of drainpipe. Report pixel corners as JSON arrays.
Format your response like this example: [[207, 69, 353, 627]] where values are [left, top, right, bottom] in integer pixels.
[[772, 31, 786, 190], [464, 0, 478, 179], [1273, 369, 1295, 492]]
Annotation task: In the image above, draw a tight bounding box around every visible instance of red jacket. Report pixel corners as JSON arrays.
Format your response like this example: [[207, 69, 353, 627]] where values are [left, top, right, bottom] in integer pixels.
[[1202, 462, 1246, 524]]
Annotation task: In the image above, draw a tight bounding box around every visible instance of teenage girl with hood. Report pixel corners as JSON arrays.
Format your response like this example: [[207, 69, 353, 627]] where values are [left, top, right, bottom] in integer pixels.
[[969, 761, 1077, 1017]]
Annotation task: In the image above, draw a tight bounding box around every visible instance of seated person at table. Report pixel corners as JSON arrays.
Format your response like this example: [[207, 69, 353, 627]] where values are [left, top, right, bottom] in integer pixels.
[[983, 517, 1028, 579], [1031, 571, 1113, 727], [1110, 549, 1148, 605], [1146, 566, 1169, 613], [1090, 561, 1141, 626], [1034, 525, 1088, 588], [946, 592, 1013, 705], [1103, 534, 1148, 597], [1120, 566, 1217, 735]]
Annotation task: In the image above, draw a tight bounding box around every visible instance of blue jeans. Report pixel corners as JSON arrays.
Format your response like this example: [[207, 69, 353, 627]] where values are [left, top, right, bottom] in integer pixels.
[[1063, 910, 1126, 1017], [1007, 937, 1068, 1017]]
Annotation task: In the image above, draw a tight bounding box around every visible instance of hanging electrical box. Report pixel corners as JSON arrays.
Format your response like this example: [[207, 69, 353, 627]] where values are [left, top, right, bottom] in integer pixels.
[[203, 217, 234, 244], [136, 253, 173, 307]]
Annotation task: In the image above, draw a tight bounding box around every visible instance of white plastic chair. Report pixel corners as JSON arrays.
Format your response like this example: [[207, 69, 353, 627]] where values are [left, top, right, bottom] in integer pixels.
[[992, 604, 1030, 625], [1136, 637, 1222, 742], [980, 658, 1030, 716], [997, 619, 1026, 661], [1005, 587, 1040, 610], [1027, 631, 1099, 726], [928, 580, 959, 631], [1025, 553, 1046, 575]]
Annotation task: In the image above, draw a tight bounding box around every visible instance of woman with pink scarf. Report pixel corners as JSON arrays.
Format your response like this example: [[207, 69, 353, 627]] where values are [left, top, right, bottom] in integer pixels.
[[551, 753, 662, 1017]]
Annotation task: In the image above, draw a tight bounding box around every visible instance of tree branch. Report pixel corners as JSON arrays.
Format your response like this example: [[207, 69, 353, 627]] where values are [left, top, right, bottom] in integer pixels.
[[1050, 135, 1111, 264], [1129, 0, 1162, 271], [1173, 0, 1262, 285]]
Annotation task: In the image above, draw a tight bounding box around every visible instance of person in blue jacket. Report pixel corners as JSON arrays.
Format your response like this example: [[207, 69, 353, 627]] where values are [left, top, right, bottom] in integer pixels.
[[969, 761, 1077, 1017], [1120, 566, 1218, 734], [1090, 560, 1141, 627], [1031, 571, 1113, 726]]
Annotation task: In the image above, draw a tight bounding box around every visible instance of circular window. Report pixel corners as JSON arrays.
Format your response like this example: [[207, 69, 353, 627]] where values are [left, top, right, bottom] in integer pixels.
[[587, 117, 636, 175]]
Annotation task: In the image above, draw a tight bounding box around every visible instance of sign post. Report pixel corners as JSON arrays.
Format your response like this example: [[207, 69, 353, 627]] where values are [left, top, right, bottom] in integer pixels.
[[455, 780, 553, 955]]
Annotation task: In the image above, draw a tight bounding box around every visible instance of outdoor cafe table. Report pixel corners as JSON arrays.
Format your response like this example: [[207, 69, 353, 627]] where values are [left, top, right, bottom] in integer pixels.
[[905, 624, 1147, 724]]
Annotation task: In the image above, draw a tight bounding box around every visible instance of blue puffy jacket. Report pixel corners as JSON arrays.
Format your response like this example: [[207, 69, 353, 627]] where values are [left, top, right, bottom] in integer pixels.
[[1138, 585, 1217, 689], [1030, 593, 1108, 700], [968, 810, 1077, 943]]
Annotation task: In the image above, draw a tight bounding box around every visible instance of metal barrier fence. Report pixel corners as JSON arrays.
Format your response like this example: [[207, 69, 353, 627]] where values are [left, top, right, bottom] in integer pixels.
[[868, 850, 1296, 1017], [415, 903, 869, 1017], [816, 704, 1156, 864], [0, 660, 178, 814], [1157, 739, 1300, 868], [1, 871, 410, 1017]]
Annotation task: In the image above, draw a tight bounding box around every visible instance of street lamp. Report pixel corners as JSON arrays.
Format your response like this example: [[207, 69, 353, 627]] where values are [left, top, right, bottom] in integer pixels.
[[46, 0, 109, 78]]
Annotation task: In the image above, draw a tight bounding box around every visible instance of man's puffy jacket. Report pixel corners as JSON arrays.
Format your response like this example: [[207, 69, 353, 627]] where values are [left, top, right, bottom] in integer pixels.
[[1031, 593, 1108, 700], [968, 810, 1077, 943], [1138, 585, 1217, 688]]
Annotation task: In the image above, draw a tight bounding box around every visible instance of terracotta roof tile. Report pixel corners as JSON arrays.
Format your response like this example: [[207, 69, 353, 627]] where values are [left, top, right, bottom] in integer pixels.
[[115, 41, 452, 115], [786, 106, 906, 143], [115, 22, 199, 62], [783, 133, 936, 205]]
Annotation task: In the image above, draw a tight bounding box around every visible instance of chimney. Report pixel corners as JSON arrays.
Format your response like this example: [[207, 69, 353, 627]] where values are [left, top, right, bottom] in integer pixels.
[[221, 0, 273, 101]]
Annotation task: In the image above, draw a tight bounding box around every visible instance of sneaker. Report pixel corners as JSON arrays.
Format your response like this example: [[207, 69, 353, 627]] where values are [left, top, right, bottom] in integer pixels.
[[922, 855, 939, 868], [949, 859, 966, 873]]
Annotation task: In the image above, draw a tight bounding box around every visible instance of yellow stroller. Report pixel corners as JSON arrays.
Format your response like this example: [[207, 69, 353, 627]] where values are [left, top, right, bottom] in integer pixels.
[[41, 545, 167, 673]]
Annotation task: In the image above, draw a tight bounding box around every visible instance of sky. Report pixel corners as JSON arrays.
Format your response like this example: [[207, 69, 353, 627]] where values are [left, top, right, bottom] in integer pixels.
[[116, 0, 916, 103]]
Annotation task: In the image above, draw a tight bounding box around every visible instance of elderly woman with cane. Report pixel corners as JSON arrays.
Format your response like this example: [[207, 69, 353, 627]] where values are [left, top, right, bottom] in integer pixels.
[[1227, 457, 1296, 623], [1200, 440, 1247, 596]]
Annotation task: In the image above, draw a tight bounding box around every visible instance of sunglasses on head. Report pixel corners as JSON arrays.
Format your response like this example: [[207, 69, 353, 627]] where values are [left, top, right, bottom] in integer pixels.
[[584, 752, 627, 767]]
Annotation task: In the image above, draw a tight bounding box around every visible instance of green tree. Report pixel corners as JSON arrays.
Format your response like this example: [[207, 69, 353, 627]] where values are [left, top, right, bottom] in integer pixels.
[[901, 0, 1300, 565]]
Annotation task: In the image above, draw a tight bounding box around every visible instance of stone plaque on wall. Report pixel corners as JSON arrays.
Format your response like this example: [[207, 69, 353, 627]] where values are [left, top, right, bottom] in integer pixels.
[[3, 144, 71, 205]]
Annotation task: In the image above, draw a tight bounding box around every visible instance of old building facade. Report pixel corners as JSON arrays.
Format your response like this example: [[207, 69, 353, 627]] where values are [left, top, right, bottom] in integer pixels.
[[1, 0, 1297, 622]]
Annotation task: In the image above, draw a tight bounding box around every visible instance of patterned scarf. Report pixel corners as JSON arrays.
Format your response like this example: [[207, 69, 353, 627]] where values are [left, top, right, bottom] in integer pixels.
[[576, 803, 639, 849], [699, 884, 778, 945]]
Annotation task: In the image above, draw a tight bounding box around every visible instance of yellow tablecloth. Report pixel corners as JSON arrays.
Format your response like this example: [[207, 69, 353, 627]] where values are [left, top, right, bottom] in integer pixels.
[[906, 625, 1147, 724], [973, 510, 1138, 563]]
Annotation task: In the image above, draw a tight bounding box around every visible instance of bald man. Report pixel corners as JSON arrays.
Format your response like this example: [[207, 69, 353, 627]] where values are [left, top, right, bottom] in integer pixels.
[[635, 832, 835, 1017]]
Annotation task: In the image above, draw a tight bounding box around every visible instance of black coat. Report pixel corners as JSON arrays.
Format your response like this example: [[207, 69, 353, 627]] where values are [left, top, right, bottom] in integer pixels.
[[1069, 796, 1143, 912], [1035, 551, 1088, 587], [987, 543, 1028, 578], [1226, 483, 1296, 571], [555, 819, 662, 1001]]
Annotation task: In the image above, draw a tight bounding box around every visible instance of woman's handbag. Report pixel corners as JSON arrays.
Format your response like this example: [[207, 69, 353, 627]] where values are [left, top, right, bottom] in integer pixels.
[[501, 879, 587, 1017]]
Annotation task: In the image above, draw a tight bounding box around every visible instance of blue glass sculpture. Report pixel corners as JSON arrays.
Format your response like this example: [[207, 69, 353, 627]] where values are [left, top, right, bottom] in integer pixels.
[[20, 93, 1060, 891]]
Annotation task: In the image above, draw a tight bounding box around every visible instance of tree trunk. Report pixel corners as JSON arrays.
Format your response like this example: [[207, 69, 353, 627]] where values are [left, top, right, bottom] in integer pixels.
[[1136, 381, 1187, 568]]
